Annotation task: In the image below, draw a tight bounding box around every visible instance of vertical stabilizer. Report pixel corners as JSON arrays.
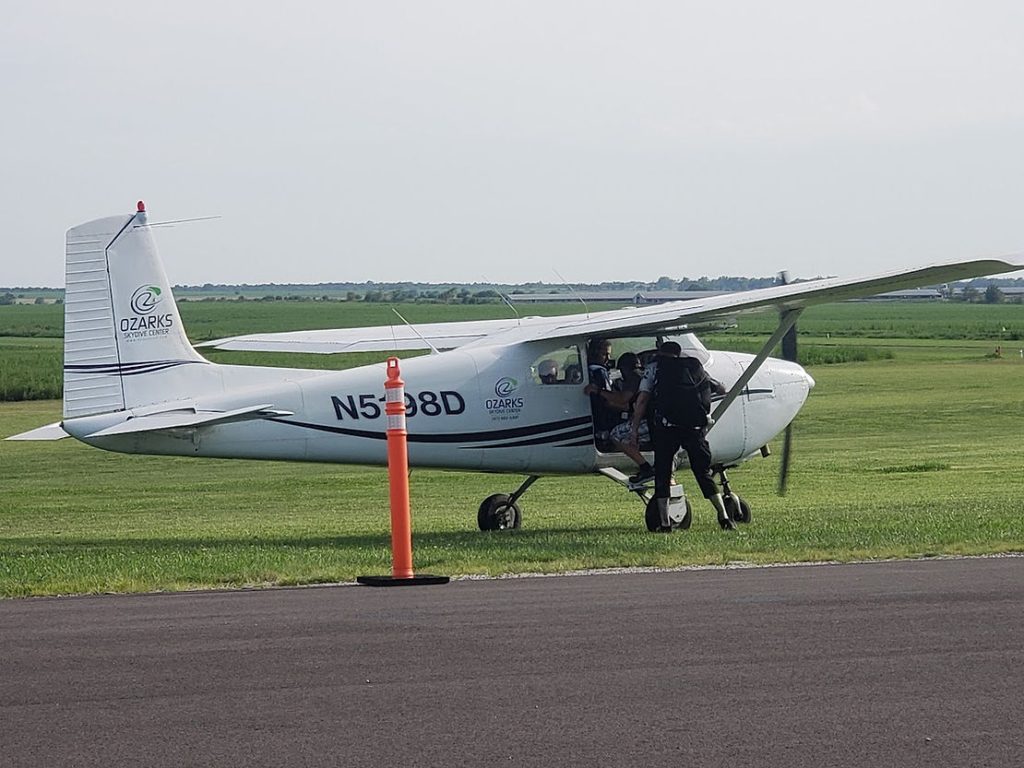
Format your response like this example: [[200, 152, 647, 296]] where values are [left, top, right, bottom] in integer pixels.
[[63, 203, 207, 419]]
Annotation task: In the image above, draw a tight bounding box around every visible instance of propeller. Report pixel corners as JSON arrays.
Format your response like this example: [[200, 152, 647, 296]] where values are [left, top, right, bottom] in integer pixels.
[[777, 271, 798, 495]]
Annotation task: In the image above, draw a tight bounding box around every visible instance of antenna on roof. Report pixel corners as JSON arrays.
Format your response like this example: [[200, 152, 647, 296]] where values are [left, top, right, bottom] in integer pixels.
[[479, 272, 522, 327], [499, 293, 522, 326], [553, 268, 589, 318], [136, 215, 222, 229], [391, 307, 440, 355]]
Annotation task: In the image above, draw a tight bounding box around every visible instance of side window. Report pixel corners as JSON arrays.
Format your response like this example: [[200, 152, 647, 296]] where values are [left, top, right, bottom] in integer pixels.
[[531, 346, 582, 385]]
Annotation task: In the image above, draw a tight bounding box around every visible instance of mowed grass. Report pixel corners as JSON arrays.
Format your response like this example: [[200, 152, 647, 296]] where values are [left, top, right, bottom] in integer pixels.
[[1, 300, 1022, 595], [1, 345, 1022, 597]]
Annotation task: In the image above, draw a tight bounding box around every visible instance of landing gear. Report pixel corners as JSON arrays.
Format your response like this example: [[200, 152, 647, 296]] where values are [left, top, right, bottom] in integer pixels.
[[477, 494, 522, 531], [724, 494, 751, 524], [717, 466, 751, 524], [598, 468, 699, 532], [477, 475, 539, 531], [644, 495, 692, 532]]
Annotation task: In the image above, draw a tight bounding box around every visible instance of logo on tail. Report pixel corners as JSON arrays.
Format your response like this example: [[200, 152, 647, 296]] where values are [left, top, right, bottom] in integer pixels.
[[130, 285, 163, 315], [122, 284, 174, 341]]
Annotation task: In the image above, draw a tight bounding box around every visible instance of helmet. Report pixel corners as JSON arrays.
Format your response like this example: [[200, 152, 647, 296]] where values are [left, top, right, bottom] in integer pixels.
[[617, 352, 640, 371], [538, 359, 559, 378]]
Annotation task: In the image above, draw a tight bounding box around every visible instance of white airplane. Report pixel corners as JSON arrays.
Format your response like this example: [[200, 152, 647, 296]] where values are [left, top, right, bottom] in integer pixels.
[[9, 203, 1022, 532]]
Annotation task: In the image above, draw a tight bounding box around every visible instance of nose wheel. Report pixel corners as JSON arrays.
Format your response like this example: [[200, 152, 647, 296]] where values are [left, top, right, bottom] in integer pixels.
[[724, 493, 751, 524], [717, 467, 751, 524]]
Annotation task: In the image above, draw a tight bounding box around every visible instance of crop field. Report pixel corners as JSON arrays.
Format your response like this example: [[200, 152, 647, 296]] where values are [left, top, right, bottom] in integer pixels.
[[1, 300, 1022, 597]]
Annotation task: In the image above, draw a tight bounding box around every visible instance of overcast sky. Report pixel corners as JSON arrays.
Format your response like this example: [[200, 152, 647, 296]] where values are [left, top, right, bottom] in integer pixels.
[[2, 1, 1023, 287]]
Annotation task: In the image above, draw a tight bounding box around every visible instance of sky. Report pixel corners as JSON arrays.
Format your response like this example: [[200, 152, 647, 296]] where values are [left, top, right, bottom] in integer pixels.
[[2, 1, 1023, 287]]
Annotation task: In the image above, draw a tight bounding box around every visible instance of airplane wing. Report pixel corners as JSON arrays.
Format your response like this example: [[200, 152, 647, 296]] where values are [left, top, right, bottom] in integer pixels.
[[487, 254, 1019, 432], [198, 318, 528, 354], [495, 256, 1024, 343], [197, 256, 1022, 353]]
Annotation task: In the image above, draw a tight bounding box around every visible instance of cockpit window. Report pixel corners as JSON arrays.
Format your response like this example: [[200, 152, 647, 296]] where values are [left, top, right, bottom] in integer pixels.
[[664, 333, 711, 364], [594, 333, 711, 370], [583, 333, 713, 455], [530, 346, 582, 385]]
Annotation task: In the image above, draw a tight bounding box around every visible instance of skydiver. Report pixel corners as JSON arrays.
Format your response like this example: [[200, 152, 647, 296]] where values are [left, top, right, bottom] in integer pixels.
[[629, 341, 734, 532]]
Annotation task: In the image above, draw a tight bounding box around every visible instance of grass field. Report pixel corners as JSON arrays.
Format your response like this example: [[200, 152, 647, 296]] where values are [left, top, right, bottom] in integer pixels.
[[2, 298, 1021, 340], [1, 299, 1021, 399], [1, 302, 1022, 597]]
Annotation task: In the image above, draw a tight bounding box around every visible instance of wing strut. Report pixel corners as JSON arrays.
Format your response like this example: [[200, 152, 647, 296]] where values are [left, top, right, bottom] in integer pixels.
[[391, 308, 440, 355], [708, 308, 803, 428]]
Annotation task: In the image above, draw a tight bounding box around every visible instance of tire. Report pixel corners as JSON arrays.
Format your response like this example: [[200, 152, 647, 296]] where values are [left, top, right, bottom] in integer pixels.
[[644, 497, 661, 532], [477, 494, 522, 531], [678, 497, 693, 530], [645, 497, 692, 531], [725, 493, 751, 524]]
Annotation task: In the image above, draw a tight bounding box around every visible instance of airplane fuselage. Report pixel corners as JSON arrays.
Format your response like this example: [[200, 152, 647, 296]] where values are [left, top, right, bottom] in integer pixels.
[[64, 340, 814, 475]]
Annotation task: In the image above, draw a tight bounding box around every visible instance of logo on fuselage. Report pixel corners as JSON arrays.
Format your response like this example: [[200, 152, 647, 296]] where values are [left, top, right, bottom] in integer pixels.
[[486, 377, 523, 421], [494, 377, 518, 397]]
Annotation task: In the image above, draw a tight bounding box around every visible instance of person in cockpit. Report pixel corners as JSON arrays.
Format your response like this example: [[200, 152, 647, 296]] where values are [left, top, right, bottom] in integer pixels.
[[538, 359, 560, 384]]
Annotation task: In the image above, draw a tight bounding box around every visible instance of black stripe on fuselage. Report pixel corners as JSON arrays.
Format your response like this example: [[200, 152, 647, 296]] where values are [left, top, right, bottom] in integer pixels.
[[272, 415, 593, 446], [475, 426, 594, 449], [65, 360, 208, 376], [711, 388, 772, 401]]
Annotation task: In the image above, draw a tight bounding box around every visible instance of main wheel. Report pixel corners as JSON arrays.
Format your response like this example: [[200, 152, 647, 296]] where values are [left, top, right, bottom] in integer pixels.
[[724, 493, 751, 524], [678, 497, 693, 529], [477, 494, 522, 531], [644, 498, 661, 532], [644, 497, 692, 531]]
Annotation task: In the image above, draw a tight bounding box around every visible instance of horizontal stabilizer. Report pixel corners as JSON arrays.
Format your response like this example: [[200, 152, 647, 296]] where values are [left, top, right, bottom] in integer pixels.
[[84, 404, 293, 438], [6, 422, 71, 441]]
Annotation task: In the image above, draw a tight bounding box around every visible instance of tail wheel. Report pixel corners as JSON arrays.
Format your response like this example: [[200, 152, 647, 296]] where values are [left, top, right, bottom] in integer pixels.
[[478, 494, 522, 531]]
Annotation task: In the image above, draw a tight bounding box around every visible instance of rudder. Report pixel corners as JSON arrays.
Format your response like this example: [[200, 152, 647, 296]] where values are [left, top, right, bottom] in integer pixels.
[[63, 202, 207, 419]]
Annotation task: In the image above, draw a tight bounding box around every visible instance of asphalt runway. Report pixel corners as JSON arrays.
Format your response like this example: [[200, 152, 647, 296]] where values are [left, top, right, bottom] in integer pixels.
[[1, 557, 1021, 767]]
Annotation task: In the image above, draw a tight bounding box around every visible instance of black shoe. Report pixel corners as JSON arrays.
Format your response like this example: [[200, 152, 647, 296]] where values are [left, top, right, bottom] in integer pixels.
[[653, 525, 673, 534], [718, 511, 736, 531], [628, 466, 655, 485]]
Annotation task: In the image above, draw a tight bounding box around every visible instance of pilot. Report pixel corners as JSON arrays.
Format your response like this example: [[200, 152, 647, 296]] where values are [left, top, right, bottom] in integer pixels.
[[585, 339, 620, 445], [538, 359, 560, 384], [587, 339, 613, 391]]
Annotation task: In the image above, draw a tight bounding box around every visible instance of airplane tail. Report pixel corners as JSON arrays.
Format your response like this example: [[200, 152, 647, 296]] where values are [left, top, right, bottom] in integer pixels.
[[62, 202, 210, 419]]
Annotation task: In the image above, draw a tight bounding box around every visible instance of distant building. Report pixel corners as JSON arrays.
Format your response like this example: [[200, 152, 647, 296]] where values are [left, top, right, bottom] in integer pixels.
[[954, 286, 1024, 299], [509, 290, 726, 304], [865, 288, 943, 301]]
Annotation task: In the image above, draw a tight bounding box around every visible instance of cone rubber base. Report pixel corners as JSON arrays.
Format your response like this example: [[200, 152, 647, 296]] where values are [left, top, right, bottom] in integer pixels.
[[357, 574, 450, 587]]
